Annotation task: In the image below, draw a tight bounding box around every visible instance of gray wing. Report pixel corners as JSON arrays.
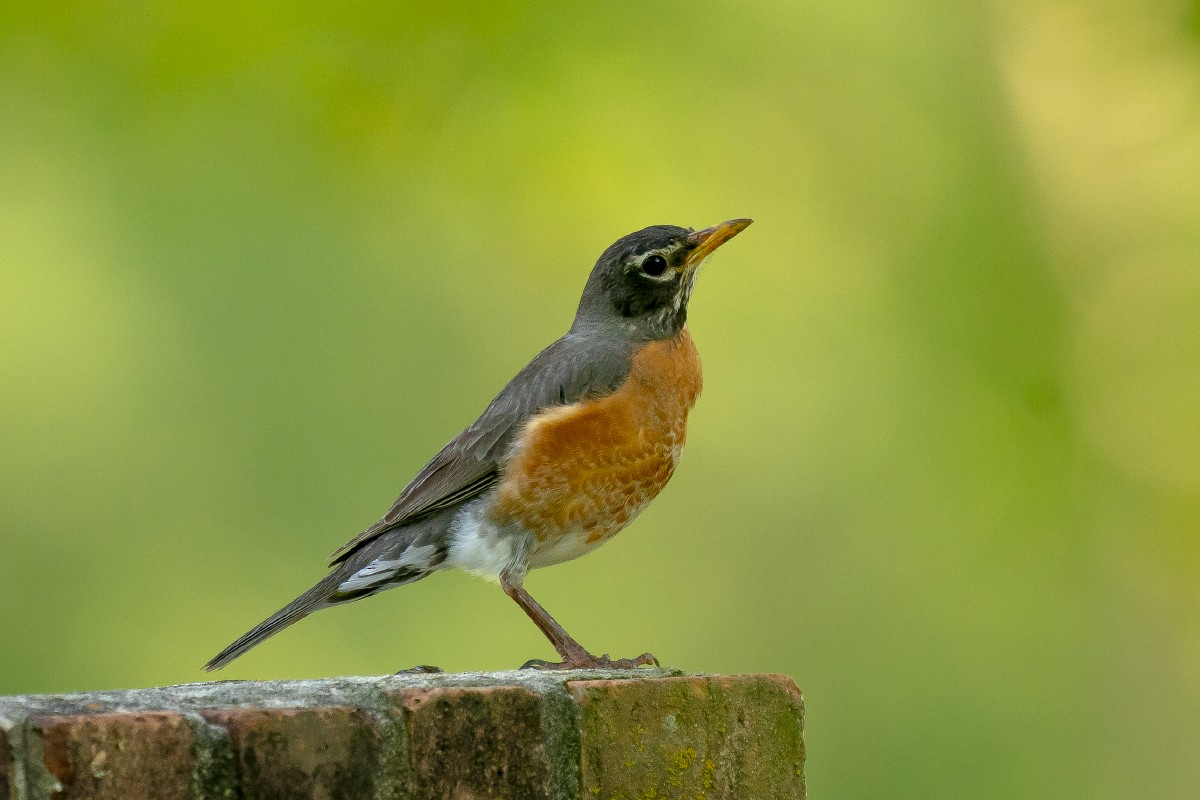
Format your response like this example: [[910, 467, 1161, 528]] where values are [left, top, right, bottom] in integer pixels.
[[329, 332, 634, 564]]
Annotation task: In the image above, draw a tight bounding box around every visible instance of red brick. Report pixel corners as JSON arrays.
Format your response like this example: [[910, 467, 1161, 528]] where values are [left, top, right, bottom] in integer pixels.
[[31, 711, 197, 800], [1, 725, 12, 800], [201, 706, 384, 800], [568, 674, 806, 800], [395, 685, 551, 800]]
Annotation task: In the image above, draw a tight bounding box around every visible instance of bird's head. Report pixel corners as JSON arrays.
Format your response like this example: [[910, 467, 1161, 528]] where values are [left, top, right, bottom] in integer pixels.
[[572, 218, 753, 340]]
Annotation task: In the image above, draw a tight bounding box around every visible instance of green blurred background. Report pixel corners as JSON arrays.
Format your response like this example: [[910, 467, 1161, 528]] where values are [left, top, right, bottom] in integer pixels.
[[3, 1, 1199, 797]]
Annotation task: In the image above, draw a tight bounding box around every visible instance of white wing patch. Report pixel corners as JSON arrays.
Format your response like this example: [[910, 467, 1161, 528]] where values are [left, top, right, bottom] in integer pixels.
[[337, 544, 440, 593]]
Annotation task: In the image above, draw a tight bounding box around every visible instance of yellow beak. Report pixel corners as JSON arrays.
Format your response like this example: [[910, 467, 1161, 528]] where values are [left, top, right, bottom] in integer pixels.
[[684, 218, 753, 270]]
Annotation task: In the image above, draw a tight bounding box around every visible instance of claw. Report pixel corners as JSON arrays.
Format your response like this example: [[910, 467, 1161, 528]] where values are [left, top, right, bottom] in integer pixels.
[[519, 652, 660, 671], [394, 664, 444, 675], [632, 652, 660, 667]]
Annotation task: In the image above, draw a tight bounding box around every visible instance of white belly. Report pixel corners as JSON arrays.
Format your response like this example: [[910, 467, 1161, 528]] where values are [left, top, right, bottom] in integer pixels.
[[445, 497, 620, 580], [444, 499, 521, 581]]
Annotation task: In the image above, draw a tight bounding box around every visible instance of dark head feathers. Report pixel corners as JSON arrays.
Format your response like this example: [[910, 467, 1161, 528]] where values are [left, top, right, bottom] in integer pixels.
[[572, 224, 697, 340]]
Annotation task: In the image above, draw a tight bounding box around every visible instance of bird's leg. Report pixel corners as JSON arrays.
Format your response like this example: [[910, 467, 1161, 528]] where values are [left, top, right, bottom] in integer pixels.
[[501, 579, 591, 663], [499, 576, 659, 671]]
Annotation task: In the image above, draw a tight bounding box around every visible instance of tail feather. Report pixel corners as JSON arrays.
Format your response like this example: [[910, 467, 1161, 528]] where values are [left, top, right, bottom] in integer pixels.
[[205, 514, 451, 671], [203, 581, 332, 671]]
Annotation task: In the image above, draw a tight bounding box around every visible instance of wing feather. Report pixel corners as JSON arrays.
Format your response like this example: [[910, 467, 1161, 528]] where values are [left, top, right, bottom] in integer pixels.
[[329, 333, 633, 564]]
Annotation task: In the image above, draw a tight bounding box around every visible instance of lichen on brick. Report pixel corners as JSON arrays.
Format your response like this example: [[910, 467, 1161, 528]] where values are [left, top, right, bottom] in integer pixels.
[[200, 706, 384, 800], [396, 685, 553, 799], [0, 669, 801, 800], [567, 674, 805, 800]]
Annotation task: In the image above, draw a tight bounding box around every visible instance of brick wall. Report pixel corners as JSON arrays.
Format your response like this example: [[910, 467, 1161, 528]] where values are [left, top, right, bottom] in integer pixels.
[[0, 670, 805, 799]]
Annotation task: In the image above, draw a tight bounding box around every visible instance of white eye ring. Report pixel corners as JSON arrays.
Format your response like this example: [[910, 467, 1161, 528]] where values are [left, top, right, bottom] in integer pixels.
[[639, 253, 672, 279]]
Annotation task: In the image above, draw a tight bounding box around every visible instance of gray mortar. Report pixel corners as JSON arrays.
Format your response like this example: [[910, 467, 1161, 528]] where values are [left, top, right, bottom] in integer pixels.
[[0, 668, 685, 717]]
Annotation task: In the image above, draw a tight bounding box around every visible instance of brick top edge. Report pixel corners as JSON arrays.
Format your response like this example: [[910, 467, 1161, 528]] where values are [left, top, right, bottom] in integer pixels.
[[0, 668, 803, 719]]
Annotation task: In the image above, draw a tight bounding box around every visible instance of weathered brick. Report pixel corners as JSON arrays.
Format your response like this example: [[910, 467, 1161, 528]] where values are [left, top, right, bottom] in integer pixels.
[[568, 674, 806, 800], [1, 725, 12, 800], [201, 706, 386, 800], [31, 711, 197, 800], [1, 671, 806, 799], [396, 685, 552, 800]]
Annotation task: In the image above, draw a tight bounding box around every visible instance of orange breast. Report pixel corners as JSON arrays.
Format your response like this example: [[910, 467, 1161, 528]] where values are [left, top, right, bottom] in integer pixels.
[[489, 329, 703, 563]]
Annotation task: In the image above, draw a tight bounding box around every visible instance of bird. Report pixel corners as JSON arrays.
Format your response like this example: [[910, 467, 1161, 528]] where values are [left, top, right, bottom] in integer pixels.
[[204, 218, 752, 672]]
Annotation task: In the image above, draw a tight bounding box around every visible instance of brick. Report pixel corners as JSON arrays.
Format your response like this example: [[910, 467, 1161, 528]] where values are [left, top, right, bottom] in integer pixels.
[[1, 671, 806, 799], [201, 706, 386, 800], [31, 711, 197, 800], [1, 725, 11, 800], [396, 685, 552, 800], [568, 674, 806, 800]]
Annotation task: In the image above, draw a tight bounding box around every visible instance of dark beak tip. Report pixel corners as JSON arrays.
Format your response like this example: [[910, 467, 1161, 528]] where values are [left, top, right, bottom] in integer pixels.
[[687, 217, 754, 257], [691, 217, 754, 241], [680, 218, 751, 267]]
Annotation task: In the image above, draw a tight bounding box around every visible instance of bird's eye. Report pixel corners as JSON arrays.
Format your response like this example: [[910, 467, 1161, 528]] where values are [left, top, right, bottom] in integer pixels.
[[641, 254, 669, 277]]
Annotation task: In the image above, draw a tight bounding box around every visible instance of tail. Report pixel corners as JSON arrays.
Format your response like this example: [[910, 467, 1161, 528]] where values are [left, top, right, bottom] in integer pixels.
[[205, 515, 450, 671], [203, 579, 334, 671]]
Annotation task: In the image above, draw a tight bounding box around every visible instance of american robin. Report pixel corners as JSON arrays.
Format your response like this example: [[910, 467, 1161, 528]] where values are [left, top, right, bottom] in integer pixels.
[[204, 218, 752, 671]]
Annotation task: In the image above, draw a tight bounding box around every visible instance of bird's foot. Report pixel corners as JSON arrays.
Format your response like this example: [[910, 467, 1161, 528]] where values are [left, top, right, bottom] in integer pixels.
[[520, 651, 659, 671], [394, 664, 444, 675]]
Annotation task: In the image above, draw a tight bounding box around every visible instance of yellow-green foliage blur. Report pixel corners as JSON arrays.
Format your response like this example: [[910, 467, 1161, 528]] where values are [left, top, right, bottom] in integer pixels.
[[2, 2, 1198, 798]]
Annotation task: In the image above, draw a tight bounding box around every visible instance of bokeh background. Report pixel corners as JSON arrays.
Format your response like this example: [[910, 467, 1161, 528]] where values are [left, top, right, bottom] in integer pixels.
[[3, 1, 1199, 797]]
